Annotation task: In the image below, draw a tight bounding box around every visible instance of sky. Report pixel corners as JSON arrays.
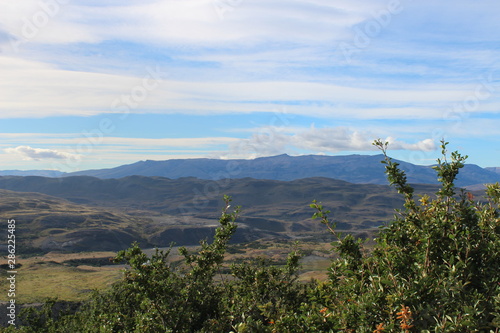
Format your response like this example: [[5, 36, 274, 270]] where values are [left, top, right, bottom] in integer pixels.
[[0, 0, 499, 172]]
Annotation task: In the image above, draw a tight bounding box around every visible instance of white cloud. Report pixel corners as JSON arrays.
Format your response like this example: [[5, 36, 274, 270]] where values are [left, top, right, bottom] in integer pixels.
[[221, 126, 436, 158], [0, 133, 239, 149], [4, 145, 81, 161], [384, 137, 435, 151]]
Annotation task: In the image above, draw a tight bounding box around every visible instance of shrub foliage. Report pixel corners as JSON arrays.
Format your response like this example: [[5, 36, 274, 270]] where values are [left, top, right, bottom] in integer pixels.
[[8, 141, 500, 332]]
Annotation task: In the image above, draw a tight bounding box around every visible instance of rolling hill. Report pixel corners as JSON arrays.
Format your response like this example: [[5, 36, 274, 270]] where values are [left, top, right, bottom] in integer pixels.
[[0, 189, 152, 252], [0, 176, 443, 251]]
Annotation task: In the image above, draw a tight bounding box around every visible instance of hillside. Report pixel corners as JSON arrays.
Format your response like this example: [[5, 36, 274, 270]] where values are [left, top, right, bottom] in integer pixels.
[[0, 175, 412, 218], [0, 188, 268, 252], [0, 189, 152, 252], [60, 154, 500, 187], [0, 176, 442, 252], [486, 166, 500, 175]]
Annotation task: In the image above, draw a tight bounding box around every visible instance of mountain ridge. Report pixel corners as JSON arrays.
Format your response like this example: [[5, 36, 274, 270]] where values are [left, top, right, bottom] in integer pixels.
[[63, 153, 500, 187], [1, 154, 499, 187]]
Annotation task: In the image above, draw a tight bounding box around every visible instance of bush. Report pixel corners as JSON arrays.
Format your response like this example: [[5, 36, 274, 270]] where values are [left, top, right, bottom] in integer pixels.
[[301, 140, 500, 332]]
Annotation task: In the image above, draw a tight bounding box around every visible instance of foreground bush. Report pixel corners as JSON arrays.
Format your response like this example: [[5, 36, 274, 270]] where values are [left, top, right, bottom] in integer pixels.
[[302, 140, 500, 332], [8, 141, 500, 332]]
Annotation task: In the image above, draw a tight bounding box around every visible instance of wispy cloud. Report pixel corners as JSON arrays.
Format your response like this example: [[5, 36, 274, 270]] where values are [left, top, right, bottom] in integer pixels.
[[0, 0, 381, 46], [0, 133, 239, 148], [2, 54, 498, 120], [4, 146, 81, 161]]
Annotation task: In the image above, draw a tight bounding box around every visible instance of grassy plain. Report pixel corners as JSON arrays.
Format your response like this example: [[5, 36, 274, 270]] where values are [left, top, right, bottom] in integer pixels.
[[1, 240, 345, 304], [0, 251, 120, 303]]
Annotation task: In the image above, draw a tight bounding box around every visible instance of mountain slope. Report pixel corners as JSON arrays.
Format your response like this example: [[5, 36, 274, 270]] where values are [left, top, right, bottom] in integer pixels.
[[65, 154, 500, 187], [0, 175, 407, 215], [0, 175, 439, 241], [0, 189, 152, 252], [486, 167, 500, 175]]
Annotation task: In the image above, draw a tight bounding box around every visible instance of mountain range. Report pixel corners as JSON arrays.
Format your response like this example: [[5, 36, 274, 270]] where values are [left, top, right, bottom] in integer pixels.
[[2, 154, 500, 187]]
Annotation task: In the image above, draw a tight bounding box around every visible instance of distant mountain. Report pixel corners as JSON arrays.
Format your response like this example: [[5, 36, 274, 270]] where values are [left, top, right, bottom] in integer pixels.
[[64, 154, 500, 187], [2, 154, 499, 187], [486, 167, 500, 175], [63, 154, 391, 182], [0, 170, 66, 177]]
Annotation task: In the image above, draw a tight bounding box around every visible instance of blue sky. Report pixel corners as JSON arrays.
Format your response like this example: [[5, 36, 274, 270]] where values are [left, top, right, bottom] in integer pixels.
[[0, 0, 499, 172]]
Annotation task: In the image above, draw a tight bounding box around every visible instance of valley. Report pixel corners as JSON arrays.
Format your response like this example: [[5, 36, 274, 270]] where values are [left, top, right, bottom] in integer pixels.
[[0, 176, 422, 253]]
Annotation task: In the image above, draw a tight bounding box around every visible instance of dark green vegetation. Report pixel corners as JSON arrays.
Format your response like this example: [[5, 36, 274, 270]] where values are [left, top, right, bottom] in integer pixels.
[[4, 141, 499, 332]]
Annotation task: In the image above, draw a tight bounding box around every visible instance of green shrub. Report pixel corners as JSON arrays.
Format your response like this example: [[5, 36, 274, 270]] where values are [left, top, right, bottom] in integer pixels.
[[301, 140, 500, 332]]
